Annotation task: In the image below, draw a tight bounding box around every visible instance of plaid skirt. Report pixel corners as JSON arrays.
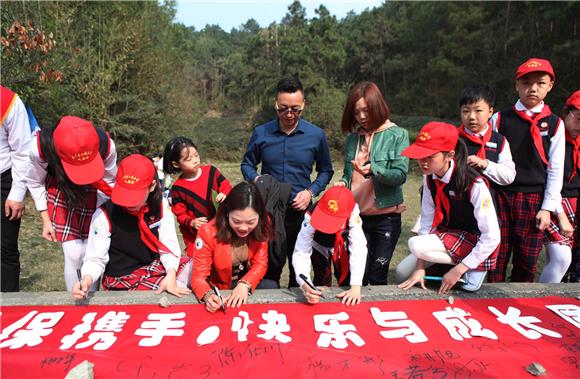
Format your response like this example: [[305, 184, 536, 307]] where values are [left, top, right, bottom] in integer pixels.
[[102, 257, 191, 291], [436, 228, 498, 271], [544, 197, 577, 248]]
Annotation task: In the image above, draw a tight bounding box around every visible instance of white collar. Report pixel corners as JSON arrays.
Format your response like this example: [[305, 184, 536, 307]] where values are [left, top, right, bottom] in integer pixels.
[[431, 159, 454, 184], [515, 99, 545, 114]]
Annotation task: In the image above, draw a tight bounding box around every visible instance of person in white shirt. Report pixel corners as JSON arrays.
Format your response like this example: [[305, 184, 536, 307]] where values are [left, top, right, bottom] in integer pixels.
[[397, 122, 500, 294], [293, 186, 368, 305], [1, 86, 32, 292]]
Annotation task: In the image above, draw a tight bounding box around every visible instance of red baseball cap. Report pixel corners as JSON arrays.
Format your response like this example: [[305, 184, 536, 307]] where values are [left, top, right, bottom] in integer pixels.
[[53, 116, 104, 185], [112, 154, 156, 207], [565, 90, 580, 110], [310, 186, 356, 234], [516, 58, 555, 81], [401, 122, 459, 159]]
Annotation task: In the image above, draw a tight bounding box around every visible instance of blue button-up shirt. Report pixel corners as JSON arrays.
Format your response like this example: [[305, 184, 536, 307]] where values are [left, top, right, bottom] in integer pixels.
[[241, 118, 334, 199]]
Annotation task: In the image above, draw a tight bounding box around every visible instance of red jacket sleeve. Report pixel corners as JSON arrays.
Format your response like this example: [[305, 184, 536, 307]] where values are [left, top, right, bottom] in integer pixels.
[[191, 224, 215, 301], [240, 240, 268, 291]]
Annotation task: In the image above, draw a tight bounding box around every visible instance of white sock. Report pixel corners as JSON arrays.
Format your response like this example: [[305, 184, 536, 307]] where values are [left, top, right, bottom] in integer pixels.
[[539, 244, 572, 283]]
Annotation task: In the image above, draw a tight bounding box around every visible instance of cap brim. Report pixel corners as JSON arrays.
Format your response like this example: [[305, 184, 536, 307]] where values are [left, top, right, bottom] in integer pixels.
[[516, 70, 554, 81], [401, 144, 441, 159], [61, 155, 105, 185], [111, 185, 149, 208], [310, 207, 347, 234]]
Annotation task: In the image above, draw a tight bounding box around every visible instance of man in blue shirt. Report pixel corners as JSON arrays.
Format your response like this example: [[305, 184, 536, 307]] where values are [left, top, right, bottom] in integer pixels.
[[241, 76, 334, 288]]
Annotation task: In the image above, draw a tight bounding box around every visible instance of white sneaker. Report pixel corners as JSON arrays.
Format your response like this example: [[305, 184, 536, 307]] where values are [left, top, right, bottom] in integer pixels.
[[460, 270, 487, 292]]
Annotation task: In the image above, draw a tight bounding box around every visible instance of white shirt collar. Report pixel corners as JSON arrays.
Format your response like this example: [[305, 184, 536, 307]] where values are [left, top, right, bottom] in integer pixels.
[[515, 99, 545, 114], [431, 159, 455, 184], [463, 124, 489, 138]]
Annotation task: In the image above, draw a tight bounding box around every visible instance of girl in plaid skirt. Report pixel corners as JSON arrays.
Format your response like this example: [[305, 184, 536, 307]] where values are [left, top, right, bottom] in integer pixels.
[[72, 155, 191, 299], [27, 116, 117, 291], [397, 122, 500, 294], [540, 91, 580, 283]]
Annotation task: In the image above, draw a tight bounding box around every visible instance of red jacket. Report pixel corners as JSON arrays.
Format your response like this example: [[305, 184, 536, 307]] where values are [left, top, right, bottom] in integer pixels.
[[191, 220, 268, 300]]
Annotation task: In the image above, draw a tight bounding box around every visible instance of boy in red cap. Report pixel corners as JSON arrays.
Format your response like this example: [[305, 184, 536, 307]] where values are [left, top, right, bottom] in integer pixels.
[[488, 58, 566, 283], [397, 122, 500, 294], [72, 154, 191, 299], [26, 116, 117, 291], [539, 90, 580, 283], [292, 186, 368, 305]]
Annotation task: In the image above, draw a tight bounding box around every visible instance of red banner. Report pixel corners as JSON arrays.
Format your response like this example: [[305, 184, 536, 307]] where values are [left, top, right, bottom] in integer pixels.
[[1, 296, 579, 378]]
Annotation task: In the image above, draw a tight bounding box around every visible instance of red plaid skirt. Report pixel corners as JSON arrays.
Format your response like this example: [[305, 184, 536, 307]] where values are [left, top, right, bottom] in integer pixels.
[[544, 197, 577, 248], [102, 257, 191, 291], [46, 176, 97, 242], [435, 228, 498, 271]]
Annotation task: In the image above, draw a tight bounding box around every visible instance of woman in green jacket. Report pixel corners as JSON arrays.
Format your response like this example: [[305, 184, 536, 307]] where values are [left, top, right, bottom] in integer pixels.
[[336, 81, 409, 284]]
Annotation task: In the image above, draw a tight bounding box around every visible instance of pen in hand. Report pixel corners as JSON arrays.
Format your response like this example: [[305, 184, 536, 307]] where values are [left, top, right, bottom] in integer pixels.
[[76, 269, 86, 299], [299, 274, 326, 299], [212, 284, 226, 313]]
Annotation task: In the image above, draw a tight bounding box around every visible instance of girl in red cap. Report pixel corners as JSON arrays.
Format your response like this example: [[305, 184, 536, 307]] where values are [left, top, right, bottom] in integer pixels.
[[539, 90, 580, 283], [27, 116, 117, 291], [191, 182, 270, 313], [397, 122, 500, 294], [162, 136, 232, 257], [72, 154, 191, 299]]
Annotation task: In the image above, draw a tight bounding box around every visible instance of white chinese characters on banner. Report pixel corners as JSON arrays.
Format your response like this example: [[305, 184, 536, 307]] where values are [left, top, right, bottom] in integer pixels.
[[134, 312, 185, 347], [60, 311, 130, 350], [0, 311, 64, 349], [545, 304, 580, 329], [314, 312, 366, 349], [257, 310, 292, 343], [433, 307, 498, 341], [370, 307, 428, 343], [231, 311, 254, 342], [488, 306, 562, 339]]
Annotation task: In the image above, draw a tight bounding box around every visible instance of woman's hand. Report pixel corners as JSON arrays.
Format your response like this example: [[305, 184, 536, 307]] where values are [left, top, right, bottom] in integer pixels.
[[351, 160, 371, 177], [336, 285, 361, 306], [155, 270, 191, 298], [398, 268, 426, 290], [204, 293, 223, 313], [191, 217, 208, 230], [301, 283, 324, 304], [225, 283, 249, 308], [72, 275, 93, 300], [440, 264, 467, 295], [41, 210, 57, 242]]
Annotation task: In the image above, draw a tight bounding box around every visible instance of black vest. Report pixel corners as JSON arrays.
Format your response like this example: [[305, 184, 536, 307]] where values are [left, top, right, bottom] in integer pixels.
[[461, 130, 505, 164], [562, 140, 580, 198], [497, 108, 559, 192], [426, 176, 481, 234], [101, 201, 161, 277]]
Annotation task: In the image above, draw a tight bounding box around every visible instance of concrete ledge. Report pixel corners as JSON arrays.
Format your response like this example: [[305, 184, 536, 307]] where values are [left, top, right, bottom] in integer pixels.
[[1, 283, 579, 306]]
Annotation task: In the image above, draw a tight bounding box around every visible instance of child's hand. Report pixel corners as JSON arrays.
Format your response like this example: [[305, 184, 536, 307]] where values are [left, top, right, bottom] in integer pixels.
[[333, 181, 346, 187], [557, 212, 574, 238], [535, 209, 551, 231], [72, 275, 93, 300], [398, 269, 426, 290], [190, 217, 208, 230], [466, 155, 488, 170], [336, 285, 361, 306], [215, 192, 227, 203], [301, 283, 324, 304], [440, 264, 468, 295]]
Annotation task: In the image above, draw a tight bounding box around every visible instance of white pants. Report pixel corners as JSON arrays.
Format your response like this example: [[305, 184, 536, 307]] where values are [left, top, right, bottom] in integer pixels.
[[395, 234, 453, 282], [62, 239, 98, 292], [176, 260, 193, 289]]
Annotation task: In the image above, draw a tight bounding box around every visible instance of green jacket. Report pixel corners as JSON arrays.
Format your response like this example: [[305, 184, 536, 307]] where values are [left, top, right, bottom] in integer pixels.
[[341, 124, 409, 209]]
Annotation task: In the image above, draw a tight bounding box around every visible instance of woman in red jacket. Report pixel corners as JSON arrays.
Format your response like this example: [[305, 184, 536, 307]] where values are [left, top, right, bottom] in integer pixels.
[[191, 181, 271, 312]]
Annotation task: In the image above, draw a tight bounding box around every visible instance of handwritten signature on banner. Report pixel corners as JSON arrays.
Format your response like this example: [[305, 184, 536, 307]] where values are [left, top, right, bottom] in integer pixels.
[[0, 299, 579, 378]]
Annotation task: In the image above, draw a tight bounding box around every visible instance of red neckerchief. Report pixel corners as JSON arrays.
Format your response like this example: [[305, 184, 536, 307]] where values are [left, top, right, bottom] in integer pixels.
[[332, 222, 349, 286], [458, 123, 492, 159], [91, 179, 113, 197], [430, 163, 454, 231], [513, 105, 553, 167], [565, 130, 580, 182], [122, 205, 178, 257]]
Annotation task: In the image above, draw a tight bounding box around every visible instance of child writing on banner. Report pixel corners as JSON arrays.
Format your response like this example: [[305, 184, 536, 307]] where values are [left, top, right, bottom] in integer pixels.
[[72, 154, 191, 299], [458, 84, 516, 188], [539, 90, 580, 283], [292, 186, 368, 305], [397, 122, 500, 294], [163, 137, 232, 257], [191, 182, 270, 313], [27, 116, 117, 291], [488, 58, 565, 283]]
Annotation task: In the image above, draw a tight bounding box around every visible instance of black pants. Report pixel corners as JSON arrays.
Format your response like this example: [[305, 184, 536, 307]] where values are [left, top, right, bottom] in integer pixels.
[[362, 213, 401, 285], [285, 207, 306, 288], [1, 169, 22, 292]]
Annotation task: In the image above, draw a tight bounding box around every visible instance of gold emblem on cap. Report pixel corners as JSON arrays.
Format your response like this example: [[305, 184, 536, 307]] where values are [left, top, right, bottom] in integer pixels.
[[526, 59, 542, 68], [328, 200, 339, 213], [123, 174, 140, 184], [418, 132, 431, 141], [71, 151, 92, 161]]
